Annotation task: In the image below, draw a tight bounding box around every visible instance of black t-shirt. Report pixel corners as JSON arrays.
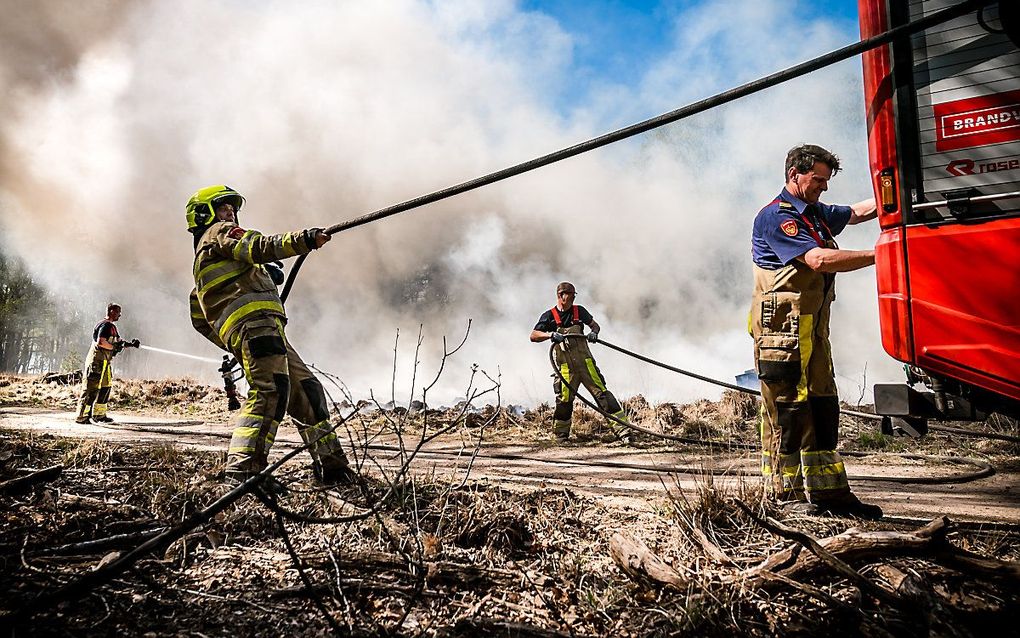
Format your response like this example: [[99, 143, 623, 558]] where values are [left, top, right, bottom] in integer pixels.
[[93, 320, 118, 343], [534, 305, 594, 332]]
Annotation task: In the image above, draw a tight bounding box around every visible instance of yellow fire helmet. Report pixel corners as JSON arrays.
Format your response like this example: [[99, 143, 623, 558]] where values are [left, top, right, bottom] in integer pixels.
[[185, 185, 245, 232]]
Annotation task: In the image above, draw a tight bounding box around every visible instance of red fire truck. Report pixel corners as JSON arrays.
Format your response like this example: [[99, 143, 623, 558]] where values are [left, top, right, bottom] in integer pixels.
[[860, 0, 1020, 433]]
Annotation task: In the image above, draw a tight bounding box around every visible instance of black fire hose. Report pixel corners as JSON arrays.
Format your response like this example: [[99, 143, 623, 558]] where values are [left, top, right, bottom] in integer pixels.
[[592, 336, 1020, 443], [279, 0, 993, 302], [547, 335, 995, 485]]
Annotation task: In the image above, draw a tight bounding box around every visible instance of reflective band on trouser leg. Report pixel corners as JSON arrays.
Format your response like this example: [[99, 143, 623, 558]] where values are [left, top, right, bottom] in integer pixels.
[[287, 346, 349, 469], [559, 364, 573, 402], [298, 421, 342, 458], [761, 450, 774, 477], [584, 358, 608, 392], [78, 374, 101, 418], [227, 416, 279, 472], [779, 451, 804, 499], [226, 319, 289, 473], [801, 450, 849, 496], [93, 360, 113, 418], [228, 418, 264, 459], [795, 314, 814, 402]]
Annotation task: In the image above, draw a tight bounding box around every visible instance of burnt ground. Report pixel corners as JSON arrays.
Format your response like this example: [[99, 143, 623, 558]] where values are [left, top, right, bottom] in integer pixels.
[[1, 373, 1019, 637]]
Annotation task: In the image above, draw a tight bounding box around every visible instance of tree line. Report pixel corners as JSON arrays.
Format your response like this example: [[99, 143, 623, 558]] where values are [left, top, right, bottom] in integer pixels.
[[0, 247, 87, 374]]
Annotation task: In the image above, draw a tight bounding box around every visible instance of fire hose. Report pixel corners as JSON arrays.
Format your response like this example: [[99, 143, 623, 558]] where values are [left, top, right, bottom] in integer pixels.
[[277, 0, 994, 305], [547, 334, 998, 485]]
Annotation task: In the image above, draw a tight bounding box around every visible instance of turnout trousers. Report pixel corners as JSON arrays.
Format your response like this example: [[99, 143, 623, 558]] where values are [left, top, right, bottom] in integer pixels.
[[750, 260, 851, 503], [551, 325, 630, 439], [76, 344, 113, 420], [225, 317, 349, 477]]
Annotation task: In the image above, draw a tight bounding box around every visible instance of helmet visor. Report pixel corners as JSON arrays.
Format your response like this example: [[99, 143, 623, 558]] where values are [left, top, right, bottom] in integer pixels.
[[212, 194, 243, 212]]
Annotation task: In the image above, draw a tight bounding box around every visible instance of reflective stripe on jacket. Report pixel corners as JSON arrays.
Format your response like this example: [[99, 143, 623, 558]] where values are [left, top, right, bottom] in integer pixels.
[[191, 222, 316, 344]]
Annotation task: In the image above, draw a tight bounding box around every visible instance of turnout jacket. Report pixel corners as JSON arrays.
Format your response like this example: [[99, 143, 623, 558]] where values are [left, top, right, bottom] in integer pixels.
[[189, 221, 320, 350]]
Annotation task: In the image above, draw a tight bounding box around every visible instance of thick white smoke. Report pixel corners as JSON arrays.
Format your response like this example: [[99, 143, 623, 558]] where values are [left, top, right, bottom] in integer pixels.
[[0, 0, 900, 406]]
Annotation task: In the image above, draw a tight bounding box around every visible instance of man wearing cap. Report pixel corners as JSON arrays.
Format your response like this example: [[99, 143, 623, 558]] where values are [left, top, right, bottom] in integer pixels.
[[750, 144, 881, 519], [530, 282, 632, 443]]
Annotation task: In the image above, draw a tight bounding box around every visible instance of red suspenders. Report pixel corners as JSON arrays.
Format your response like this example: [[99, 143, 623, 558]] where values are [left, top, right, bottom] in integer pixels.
[[550, 305, 579, 327]]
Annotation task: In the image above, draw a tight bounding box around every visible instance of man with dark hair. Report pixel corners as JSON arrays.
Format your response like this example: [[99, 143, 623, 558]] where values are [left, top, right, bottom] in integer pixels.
[[531, 282, 632, 443], [75, 303, 138, 424], [185, 185, 355, 486], [749, 144, 882, 518]]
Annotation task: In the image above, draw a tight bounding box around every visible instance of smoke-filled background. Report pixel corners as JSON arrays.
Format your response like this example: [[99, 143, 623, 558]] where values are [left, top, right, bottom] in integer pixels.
[[0, 0, 899, 406]]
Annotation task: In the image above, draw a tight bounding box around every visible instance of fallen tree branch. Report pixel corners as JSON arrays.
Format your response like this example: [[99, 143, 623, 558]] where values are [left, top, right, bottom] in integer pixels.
[[933, 546, 1020, 583], [609, 532, 686, 588], [744, 516, 951, 581], [732, 499, 906, 609], [32, 527, 169, 557], [0, 465, 63, 495], [690, 525, 737, 567]]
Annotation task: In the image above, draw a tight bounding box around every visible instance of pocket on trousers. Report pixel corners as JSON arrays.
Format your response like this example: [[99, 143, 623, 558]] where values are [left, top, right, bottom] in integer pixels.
[[240, 318, 285, 359], [756, 333, 800, 382]]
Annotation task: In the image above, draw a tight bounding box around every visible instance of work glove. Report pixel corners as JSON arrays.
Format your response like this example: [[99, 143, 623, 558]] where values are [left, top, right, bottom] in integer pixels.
[[587, 331, 599, 343], [549, 332, 566, 343], [265, 261, 285, 286], [302, 228, 331, 250], [128, 339, 140, 348], [112, 340, 125, 355]]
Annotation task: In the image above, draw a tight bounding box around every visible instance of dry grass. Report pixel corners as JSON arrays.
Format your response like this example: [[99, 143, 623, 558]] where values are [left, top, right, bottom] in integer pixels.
[[2, 424, 1018, 637]]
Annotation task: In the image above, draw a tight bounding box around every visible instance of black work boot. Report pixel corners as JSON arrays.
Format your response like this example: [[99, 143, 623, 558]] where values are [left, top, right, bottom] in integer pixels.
[[75, 415, 91, 424], [315, 461, 358, 486], [93, 416, 115, 423], [815, 494, 883, 520], [223, 471, 289, 497]]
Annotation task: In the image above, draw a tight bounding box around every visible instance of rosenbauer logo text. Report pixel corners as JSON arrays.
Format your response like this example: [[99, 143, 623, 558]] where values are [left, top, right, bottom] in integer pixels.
[[934, 90, 1020, 152]]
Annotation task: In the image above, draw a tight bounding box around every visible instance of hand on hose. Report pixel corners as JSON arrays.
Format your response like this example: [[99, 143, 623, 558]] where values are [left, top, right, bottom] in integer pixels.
[[112, 340, 125, 354], [128, 339, 140, 348], [265, 261, 285, 286], [586, 331, 599, 343], [549, 332, 566, 343], [307, 228, 331, 249]]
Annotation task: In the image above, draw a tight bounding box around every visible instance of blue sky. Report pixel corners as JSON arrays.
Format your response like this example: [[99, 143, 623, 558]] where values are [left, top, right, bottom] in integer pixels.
[[521, 0, 862, 113]]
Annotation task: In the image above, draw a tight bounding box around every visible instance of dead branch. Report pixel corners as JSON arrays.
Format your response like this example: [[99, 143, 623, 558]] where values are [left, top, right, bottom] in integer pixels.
[[300, 550, 518, 588], [58, 493, 150, 518], [0, 464, 63, 495], [32, 527, 169, 557], [744, 517, 951, 580], [609, 532, 686, 588], [690, 525, 737, 567], [732, 499, 906, 608], [450, 618, 574, 638], [933, 545, 1020, 583]]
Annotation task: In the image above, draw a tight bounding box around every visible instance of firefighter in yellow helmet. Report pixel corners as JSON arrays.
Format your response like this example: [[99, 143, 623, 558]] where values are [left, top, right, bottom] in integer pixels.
[[75, 303, 139, 424], [530, 282, 633, 444], [750, 145, 880, 519], [185, 185, 354, 485]]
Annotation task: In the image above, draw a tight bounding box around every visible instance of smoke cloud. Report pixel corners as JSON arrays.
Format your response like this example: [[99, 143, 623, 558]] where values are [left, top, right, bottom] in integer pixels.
[[0, 0, 900, 406]]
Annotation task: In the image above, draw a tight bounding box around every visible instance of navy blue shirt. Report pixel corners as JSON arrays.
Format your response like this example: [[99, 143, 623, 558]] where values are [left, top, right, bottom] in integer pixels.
[[534, 305, 594, 332], [93, 320, 117, 343], [751, 188, 852, 269]]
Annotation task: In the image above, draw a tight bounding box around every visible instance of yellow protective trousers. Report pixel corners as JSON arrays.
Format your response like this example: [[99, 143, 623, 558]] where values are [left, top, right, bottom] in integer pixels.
[[750, 259, 851, 503], [77, 343, 114, 419], [225, 317, 349, 476], [551, 325, 629, 438]]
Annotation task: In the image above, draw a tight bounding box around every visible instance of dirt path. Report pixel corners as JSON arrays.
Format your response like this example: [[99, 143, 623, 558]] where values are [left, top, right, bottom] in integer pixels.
[[3, 406, 1018, 524]]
